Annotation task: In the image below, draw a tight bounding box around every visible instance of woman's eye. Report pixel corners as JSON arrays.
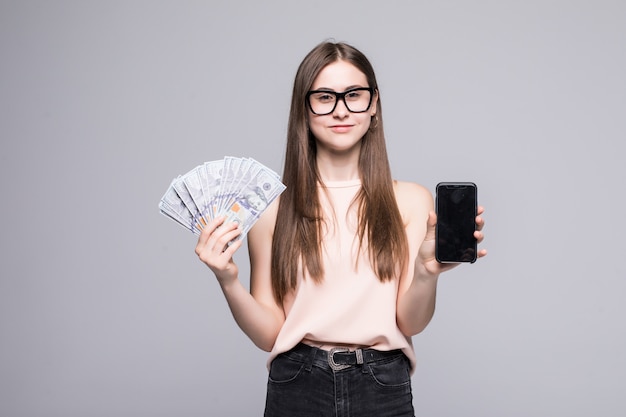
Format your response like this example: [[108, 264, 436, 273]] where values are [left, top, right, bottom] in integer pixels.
[[316, 93, 334, 102]]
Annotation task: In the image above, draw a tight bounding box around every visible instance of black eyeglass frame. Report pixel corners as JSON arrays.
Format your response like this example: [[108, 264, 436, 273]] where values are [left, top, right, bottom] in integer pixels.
[[305, 87, 375, 115]]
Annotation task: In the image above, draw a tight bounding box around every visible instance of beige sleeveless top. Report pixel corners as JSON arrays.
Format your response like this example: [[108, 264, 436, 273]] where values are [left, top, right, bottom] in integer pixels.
[[268, 179, 416, 372]]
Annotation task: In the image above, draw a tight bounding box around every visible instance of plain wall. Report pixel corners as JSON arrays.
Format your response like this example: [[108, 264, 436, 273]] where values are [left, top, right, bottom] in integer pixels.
[[1, 1, 624, 415]]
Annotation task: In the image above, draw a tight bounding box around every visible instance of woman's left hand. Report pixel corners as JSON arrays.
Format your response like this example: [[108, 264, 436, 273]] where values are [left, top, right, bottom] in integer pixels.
[[415, 206, 487, 277]]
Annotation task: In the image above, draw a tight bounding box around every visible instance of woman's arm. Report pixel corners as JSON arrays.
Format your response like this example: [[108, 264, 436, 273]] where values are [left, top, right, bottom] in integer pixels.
[[195, 199, 284, 351], [394, 182, 439, 336], [394, 182, 486, 336]]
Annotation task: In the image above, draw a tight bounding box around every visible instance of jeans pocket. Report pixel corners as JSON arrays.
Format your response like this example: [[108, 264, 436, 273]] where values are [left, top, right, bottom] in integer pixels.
[[268, 354, 305, 384], [366, 354, 411, 388]]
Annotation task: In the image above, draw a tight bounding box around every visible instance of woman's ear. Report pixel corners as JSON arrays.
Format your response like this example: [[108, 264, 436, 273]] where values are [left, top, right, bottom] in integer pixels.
[[370, 89, 379, 116]]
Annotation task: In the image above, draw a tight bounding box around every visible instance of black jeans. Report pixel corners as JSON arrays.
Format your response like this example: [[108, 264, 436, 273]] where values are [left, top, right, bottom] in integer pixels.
[[264, 343, 414, 417]]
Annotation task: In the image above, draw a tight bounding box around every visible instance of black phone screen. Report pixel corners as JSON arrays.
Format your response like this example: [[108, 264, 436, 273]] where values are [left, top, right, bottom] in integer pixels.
[[435, 182, 477, 263]]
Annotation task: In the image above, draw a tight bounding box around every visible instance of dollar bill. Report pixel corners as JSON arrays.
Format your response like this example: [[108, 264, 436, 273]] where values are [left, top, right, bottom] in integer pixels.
[[171, 175, 205, 231], [203, 160, 223, 220], [182, 166, 209, 225], [222, 165, 286, 238], [159, 179, 201, 234]]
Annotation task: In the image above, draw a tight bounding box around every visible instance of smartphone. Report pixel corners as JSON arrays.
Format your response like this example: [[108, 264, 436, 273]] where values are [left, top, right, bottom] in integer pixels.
[[435, 182, 478, 263]]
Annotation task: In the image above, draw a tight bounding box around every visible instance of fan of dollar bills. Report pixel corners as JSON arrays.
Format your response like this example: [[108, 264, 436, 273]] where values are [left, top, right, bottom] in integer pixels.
[[159, 156, 286, 238]]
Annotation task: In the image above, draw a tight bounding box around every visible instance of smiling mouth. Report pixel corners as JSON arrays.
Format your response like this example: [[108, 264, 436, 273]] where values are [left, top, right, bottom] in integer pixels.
[[330, 124, 354, 132]]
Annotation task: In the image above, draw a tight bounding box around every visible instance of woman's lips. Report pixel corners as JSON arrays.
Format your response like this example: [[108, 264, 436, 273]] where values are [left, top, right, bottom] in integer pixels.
[[330, 124, 353, 133]]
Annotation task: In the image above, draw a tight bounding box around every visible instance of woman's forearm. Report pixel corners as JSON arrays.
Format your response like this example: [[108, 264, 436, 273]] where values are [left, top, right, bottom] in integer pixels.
[[218, 277, 283, 352], [396, 272, 439, 337]]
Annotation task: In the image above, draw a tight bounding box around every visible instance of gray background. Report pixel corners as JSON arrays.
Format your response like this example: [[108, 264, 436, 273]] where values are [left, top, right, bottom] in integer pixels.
[[1, 0, 624, 416]]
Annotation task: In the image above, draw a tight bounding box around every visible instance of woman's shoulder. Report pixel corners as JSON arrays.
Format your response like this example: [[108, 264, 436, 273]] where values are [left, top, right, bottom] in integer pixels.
[[247, 196, 280, 242], [393, 180, 433, 209], [392, 180, 433, 238]]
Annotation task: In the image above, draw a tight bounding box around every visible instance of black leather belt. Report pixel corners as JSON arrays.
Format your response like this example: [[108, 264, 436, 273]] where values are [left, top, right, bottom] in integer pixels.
[[288, 342, 404, 372]]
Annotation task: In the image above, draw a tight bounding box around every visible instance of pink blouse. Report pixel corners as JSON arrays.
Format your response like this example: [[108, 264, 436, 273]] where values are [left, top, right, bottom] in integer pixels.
[[268, 179, 416, 372]]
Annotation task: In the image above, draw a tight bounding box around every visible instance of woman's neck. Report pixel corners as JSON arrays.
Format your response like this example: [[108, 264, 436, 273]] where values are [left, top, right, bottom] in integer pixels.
[[315, 149, 361, 182]]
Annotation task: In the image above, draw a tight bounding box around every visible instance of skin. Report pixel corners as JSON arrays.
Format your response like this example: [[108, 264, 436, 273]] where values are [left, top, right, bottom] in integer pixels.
[[195, 60, 487, 352]]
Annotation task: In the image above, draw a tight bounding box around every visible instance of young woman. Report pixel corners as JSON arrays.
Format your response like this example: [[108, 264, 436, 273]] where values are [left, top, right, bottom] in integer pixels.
[[195, 41, 486, 417]]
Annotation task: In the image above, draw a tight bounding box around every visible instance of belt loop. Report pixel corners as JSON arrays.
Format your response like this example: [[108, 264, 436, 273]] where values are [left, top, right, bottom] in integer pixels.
[[355, 349, 364, 365], [304, 345, 316, 372]]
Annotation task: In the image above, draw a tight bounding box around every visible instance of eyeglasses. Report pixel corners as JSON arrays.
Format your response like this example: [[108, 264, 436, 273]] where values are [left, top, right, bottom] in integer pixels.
[[306, 87, 374, 115]]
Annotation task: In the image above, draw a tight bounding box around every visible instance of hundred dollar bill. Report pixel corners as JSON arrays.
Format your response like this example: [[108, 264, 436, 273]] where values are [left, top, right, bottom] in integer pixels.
[[217, 156, 242, 214], [159, 180, 200, 234], [222, 165, 286, 237], [172, 176, 205, 231], [219, 158, 262, 216], [202, 160, 223, 220], [159, 200, 200, 235], [182, 166, 209, 225], [250, 157, 282, 180]]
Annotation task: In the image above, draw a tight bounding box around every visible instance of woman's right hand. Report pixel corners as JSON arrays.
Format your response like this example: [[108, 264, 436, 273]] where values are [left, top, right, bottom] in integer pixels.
[[195, 216, 244, 285]]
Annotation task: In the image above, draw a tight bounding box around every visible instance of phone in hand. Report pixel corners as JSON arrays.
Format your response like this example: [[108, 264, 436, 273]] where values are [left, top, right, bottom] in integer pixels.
[[435, 182, 478, 263]]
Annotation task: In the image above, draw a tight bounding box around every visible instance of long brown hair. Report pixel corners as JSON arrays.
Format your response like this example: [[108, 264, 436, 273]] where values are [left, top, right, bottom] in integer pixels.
[[271, 41, 408, 304]]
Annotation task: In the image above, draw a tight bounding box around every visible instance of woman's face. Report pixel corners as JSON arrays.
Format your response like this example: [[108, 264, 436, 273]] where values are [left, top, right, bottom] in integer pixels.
[[307, 60, 377, 155]]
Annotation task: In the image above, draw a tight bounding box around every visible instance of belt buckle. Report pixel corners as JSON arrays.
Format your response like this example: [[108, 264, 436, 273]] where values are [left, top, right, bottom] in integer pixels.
[[328, 347, 351, 371]]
